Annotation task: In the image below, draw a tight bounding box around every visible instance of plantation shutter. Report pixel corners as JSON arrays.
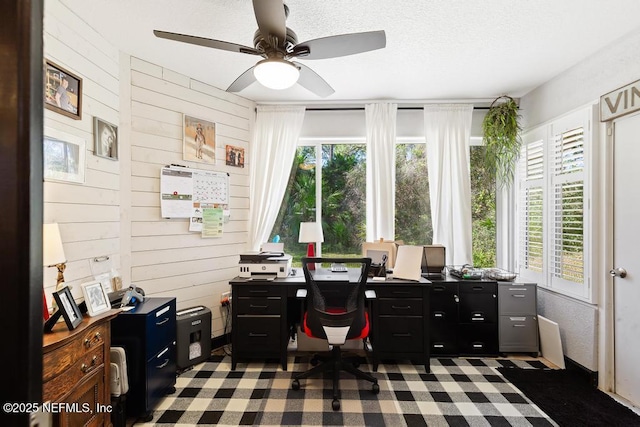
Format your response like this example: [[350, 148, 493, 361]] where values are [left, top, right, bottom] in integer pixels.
[[550, 127, 584, 284], [519, 139, 544, 274]]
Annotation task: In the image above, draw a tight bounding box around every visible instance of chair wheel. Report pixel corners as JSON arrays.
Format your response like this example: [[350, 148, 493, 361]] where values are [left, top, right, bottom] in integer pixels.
[[332, 399, 340, 411], [372, 382, 380, 394], [292, 379, 300, 390]]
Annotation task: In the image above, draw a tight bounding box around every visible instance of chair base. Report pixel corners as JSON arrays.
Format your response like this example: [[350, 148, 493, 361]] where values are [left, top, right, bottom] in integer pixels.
[[292, 346, 379, 410]]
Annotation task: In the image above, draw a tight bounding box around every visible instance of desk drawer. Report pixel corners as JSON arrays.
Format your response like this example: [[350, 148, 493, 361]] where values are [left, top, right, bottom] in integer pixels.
[[499, 315, 538, 348], [499, 284, 536, 314], [145, 301, 176, 358], [146, 345, 176, 412], [235, 285, 281, 298], [236, 297, 281, 315], [235, 316, 280, 353], [43, 345, 105, 403], [378, 298, 422, 316], [376, 316, 423, 352], [375, 286, 422, 299], [459, 324, 498, 355]]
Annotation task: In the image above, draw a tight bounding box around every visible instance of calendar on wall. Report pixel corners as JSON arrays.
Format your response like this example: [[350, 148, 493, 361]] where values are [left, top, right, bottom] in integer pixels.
[[160, 165, 230, 220]]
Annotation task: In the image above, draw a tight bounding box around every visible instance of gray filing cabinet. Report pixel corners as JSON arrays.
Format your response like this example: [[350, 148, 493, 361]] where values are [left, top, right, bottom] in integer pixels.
[[498, 282, 539, 355]]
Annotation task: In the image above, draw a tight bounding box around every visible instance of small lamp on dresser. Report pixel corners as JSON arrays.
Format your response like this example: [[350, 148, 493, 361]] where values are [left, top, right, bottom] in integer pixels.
[[43, 223, 67, 320], [298, 222, 324, 270]]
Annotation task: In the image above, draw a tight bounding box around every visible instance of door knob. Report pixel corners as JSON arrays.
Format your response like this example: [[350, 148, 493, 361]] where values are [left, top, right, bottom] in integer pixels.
[[609, 267, 627, 278]]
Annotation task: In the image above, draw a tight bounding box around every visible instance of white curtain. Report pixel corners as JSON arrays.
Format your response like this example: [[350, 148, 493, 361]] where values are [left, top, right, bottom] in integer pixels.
[[365, 103, 397, 242], [424, 104, 473, 265], [248, 105, 306, 251]]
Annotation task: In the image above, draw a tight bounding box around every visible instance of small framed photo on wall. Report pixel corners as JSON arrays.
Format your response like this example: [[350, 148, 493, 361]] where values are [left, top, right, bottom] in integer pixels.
[[43, 126, 86, 184], [94, 117, 118, 160], [183, 114, 216, 164], [225, 144, 245, 168], [44, 60, 82, 120]]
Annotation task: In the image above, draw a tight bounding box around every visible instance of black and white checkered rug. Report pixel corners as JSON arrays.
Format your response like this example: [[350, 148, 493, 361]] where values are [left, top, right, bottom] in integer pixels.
[[138, 355, 557, 426]]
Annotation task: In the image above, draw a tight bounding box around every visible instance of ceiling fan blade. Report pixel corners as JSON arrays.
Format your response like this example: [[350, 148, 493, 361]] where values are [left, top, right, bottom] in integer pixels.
[[154, 30, 261, 55], [293, 62, 335, 98], [292, 30, 386, 60], [252, 0, 287, 44], [226, 65, 257, 93]]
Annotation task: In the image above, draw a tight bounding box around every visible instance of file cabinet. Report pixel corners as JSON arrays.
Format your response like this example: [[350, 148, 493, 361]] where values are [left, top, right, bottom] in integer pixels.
[[111, 297, 177, 421], [498, 282, 539, 355]]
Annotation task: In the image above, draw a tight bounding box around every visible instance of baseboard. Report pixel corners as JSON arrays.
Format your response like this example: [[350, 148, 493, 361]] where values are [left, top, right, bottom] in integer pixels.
[[211, 333, 231, 351], [564, 356, 598, 387]]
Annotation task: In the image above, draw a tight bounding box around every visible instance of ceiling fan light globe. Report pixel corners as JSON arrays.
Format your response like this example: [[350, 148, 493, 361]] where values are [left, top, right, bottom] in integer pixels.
[[254, 58, 299, 90]]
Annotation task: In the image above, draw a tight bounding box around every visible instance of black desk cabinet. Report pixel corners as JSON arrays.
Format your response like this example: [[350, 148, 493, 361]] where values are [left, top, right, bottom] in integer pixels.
[[429, 280, 498, 356], [111, 297, 177, 421]]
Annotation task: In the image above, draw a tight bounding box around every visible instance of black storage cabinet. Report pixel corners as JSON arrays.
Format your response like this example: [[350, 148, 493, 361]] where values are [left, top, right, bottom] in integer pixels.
[[111, 297, 177, 421]]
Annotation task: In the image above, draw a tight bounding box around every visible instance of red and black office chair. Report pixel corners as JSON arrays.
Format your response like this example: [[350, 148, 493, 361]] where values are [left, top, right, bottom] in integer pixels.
[[291, 257, 379, 410]]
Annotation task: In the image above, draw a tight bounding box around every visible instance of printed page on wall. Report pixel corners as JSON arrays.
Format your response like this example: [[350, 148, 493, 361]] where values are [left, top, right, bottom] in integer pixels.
[[202, 207, 224, 238]]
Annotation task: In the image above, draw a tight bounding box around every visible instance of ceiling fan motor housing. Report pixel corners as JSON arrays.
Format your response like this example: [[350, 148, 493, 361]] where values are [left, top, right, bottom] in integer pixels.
[[253, 27, 298, 57]]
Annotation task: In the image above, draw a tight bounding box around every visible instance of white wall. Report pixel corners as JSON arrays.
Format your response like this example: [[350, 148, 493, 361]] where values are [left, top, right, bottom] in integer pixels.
[[125, 57, 254, 337], [520, 26, 640, 371], [43, 0, 121, 306], [44, 0, 256, 339]]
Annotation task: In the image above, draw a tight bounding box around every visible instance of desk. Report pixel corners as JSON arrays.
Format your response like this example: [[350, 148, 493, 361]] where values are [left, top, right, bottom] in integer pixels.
[[230, 270, 432, 373]]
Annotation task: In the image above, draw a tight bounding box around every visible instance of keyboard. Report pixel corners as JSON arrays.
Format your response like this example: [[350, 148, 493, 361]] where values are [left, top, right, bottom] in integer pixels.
[[330, 263, 348, 273]]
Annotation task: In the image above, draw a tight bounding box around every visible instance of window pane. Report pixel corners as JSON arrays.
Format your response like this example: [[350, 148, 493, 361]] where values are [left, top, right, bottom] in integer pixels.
[[552, 181, 584, 282], [395, 143, 432, 245], [524, 187, 544, 272], [321, 144, 366, 257], [470, 146, 496, 267], [270, 146, 316, 262]]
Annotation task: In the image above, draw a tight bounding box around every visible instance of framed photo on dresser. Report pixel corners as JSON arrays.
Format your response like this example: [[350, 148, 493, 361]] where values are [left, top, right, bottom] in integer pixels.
[[52, 286, 83, 330]]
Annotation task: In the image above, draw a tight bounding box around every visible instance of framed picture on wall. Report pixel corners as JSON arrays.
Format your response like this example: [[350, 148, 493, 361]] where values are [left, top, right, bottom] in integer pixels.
[[94, 117, 118, 160], [225, 144, 245, 168], [43, 127, 86, 184], [183, 114, 216, 164], [44, 60, 82, 120]]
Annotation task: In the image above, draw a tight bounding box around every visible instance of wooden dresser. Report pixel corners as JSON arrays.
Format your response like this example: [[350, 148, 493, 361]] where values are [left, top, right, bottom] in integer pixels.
[[43, 309, 120, 427]]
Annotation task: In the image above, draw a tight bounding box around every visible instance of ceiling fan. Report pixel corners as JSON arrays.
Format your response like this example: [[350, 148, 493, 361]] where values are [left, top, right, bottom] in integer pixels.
[[153, 0, 386, 97]]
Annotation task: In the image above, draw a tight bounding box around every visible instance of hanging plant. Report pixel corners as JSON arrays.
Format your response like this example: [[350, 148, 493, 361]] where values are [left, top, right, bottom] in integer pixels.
[[482, 95, 522, 188]]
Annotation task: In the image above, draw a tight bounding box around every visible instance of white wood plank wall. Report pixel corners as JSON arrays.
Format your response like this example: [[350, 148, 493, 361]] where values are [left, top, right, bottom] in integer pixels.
[[43, 0, 255, 340], [128, 57, 254, 338], [43, 0, 121, 308]]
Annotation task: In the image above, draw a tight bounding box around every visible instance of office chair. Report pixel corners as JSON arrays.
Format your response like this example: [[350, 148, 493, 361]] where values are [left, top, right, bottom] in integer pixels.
[[291, 257, 379, 410]]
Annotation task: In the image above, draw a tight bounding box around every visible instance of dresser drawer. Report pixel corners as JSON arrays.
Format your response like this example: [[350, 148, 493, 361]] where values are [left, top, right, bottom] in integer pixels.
[[43, 345, 105, 403], [375, 286, 422, 299], [459, 293, 497, 323], [43, 322, 107, 383], [145, 301, 176, 358], [430, 323, 458, 355], [235, 316, 281, 353], [236, 297, 281, 315], [458, 324, 498, 355], [499, 315, 539, 349], [235, 285, 282, 298], [146, 345, 176, 411], [378, 298, 422, 315], [499, 284, 537, 314], [376, 316, 423, 352]]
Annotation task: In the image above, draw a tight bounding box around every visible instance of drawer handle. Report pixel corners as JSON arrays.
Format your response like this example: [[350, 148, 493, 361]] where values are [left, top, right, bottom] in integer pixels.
[[249, 290, 268, 294], [509, 288, 527, 291], [471, 317, 485, 321], [512, 294, 526, 298], [84, 332, 102, 348], [81, 356, 98, 373], [472, 286, 484, 291], [249, 304, 268, 309], [249, 333, 268, 338], [510, 317, 526, 321], [473, 344, 484, 348], [392, 291, 411, 295], [156, 317, 170, 326], [391, 305, 411, 310], [433, 286, 445, 292], [392, 333, 411, 337], [434, 312, 444, 318], [513, 324, 526, 327], [156, 358, 169, 369], [433, 344, 444, 348]]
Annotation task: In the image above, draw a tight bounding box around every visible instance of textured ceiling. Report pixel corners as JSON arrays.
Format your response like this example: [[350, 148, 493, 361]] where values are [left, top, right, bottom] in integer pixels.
[[60, 0, 640, 103]]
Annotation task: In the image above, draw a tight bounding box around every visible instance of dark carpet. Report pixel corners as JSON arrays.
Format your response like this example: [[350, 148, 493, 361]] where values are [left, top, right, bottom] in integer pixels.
[[498, 367, 640, 427]]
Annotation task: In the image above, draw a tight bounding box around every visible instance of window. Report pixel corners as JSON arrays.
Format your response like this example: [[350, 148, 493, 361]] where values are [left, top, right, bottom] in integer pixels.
[[395, 143, 432, 245], [518, 107, 593, 300]]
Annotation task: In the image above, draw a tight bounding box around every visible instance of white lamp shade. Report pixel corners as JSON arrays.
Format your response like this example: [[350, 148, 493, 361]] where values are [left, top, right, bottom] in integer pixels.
[[299, 222, 324, 243], [253, 58, 300, 90], [43, 223, 66, 266]]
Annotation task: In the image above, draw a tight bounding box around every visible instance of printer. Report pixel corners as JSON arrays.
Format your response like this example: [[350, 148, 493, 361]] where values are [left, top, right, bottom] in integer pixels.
[[238, 252, 292, 279]]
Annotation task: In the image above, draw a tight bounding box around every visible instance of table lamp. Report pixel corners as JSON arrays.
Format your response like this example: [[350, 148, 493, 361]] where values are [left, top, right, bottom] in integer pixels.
[[43, 222, 67, 290], [298, 222, 324, 270]]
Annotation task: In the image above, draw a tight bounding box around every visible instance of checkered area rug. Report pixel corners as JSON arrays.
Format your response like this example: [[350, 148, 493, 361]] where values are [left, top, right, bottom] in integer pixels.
[[137, 354, 557, 427]]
